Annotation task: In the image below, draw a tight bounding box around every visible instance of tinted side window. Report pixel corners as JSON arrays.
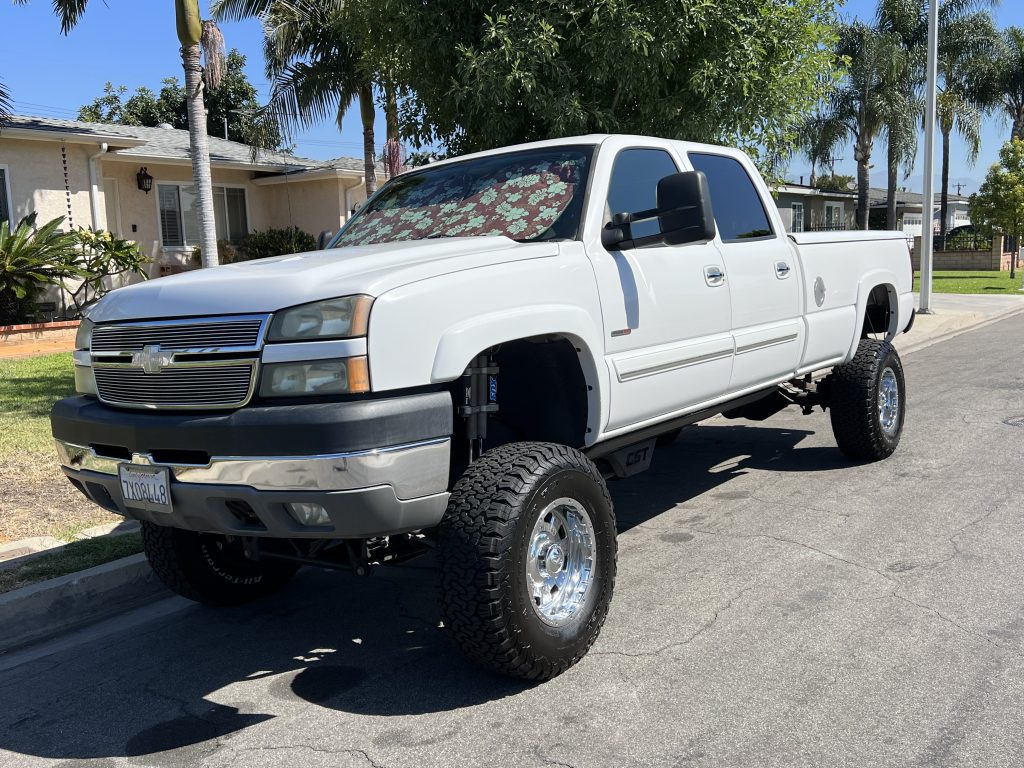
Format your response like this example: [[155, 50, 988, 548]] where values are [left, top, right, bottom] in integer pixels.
[[688, 153, 773, 241], [606, 149, 678, 239]]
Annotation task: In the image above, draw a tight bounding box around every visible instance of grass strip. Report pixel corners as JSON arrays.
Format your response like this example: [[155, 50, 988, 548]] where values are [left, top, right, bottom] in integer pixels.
[[0, 533, 143, 594]]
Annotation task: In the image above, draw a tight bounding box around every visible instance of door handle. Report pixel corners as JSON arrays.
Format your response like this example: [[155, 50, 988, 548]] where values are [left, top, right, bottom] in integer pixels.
[[704, 266, 726, 287], [775, 261, 792, 279]]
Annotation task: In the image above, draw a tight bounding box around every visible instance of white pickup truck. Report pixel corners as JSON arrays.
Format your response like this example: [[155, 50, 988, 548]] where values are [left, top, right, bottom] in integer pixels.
[[52, 134, 914, 680]]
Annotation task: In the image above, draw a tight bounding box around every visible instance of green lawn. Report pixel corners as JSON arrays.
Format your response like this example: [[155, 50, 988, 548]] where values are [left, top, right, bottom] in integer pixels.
[[0, 352, 75, 459], [914, 271, 1024, 295]]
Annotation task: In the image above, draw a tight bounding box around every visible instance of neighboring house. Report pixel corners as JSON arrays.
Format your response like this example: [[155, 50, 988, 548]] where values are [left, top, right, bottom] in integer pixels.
[[868, 188, 971, 237], [774, 184, 857, 233], [0, 115, 381, 276]]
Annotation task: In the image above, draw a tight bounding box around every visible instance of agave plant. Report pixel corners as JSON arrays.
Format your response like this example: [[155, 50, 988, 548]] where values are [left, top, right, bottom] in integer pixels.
[[0, 215, 85, 324]]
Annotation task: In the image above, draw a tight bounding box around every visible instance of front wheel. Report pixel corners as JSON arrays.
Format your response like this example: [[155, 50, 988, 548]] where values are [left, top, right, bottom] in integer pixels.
[[438, 442, 617, 680], [141, 522, 299, 606], [828, 339, 906, 461]]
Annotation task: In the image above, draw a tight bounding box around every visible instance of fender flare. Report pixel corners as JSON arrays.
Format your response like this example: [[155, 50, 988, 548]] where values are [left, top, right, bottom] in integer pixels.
[[846, 269, 902, 360], [431, 304, 608, 440]]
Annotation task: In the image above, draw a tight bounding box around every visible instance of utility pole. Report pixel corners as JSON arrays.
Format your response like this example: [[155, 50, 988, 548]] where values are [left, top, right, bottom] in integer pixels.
[[919, 0, 939, 315]]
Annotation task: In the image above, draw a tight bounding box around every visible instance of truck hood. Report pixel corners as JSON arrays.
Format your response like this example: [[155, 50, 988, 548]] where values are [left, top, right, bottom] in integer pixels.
[[88, 237, 558, 322]]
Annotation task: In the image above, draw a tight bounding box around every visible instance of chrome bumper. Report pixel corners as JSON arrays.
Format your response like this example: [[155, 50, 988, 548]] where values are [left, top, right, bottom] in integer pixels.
[[56, 438, 452, 538], [56, 438, 449, 499]]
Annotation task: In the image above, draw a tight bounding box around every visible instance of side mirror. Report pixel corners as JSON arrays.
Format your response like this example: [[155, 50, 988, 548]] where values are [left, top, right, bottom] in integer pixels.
[[657, 171, 716, 245]]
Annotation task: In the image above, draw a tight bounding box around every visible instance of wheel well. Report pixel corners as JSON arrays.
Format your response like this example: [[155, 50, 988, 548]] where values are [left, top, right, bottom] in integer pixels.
[[862, 284, 895, 338], [451, 336, 590, 462]]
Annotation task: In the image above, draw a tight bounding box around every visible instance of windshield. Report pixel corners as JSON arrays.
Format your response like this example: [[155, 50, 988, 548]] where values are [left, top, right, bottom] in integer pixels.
[[331, 145, 594, 248]]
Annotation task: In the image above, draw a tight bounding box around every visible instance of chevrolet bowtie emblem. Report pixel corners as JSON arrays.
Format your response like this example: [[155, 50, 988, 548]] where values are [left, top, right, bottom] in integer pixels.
[[132, 344, 174, 374]]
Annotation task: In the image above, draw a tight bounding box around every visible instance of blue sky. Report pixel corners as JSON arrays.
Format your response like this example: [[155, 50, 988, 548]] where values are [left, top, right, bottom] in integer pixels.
[[1, 0, 1022, 193]]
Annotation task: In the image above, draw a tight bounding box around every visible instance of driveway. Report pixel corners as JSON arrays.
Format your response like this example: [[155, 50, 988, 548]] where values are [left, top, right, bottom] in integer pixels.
[[1, 314, 1023, 767]]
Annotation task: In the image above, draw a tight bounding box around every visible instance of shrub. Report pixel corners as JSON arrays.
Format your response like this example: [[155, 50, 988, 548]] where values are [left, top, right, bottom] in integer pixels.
[[190, 240, 244, 265], [241, 227, 317, 260], [70, 228, 149, 313], [0, 215, 83, 325]]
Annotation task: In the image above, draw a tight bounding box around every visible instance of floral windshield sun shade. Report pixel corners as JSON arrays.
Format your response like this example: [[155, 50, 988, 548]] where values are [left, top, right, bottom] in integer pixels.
[[334, 148, 594, 247]]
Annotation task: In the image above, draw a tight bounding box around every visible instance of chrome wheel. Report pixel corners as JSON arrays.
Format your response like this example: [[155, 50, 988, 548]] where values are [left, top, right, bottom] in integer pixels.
[[525, 497, 596, 626], [878, 367, 900, 437]]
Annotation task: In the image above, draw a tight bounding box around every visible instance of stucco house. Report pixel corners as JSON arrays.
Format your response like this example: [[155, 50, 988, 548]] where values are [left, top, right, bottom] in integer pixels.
[[0, 115, 379, 277], [868, 187, 972, 237], [773, 183, 858, 233]]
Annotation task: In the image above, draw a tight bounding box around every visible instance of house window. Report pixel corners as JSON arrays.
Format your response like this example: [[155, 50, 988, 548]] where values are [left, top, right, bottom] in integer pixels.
[[157, 183, 248, 247], [791, 202, 804, 233], [0, 167, 11, 227], [825, 203, 844, 230]]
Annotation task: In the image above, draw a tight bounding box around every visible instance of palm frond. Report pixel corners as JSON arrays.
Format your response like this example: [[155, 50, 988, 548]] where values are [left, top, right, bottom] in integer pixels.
[[0, 78, 12, 126], [201, 20, 227, 90]]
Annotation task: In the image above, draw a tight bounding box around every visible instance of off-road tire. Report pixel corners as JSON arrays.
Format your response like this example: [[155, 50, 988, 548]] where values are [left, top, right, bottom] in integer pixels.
[[438, 442, 617, 680], [829, 338, 906, 461], [141, 522, 299, 606]]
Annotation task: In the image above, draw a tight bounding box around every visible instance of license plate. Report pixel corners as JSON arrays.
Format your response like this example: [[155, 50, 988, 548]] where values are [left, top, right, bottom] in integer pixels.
[[118, 465, 172, 513]]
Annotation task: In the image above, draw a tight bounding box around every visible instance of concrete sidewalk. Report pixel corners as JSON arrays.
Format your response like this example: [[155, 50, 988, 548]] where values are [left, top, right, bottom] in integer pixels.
[[894, 292, 1024, 355]]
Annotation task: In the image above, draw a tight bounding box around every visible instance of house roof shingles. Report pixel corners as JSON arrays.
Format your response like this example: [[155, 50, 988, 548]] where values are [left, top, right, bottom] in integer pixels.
[[3, 114, 369, 175]]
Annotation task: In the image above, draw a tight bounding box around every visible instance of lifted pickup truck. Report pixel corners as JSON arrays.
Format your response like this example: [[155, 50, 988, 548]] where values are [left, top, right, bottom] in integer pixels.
[[52, 135, 913, 680]]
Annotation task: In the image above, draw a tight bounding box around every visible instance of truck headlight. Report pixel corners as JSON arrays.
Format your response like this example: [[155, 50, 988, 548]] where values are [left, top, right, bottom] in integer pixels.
[[75, 318, 94, 350], [267, 296, 372, 341], [73, 319, 97, 396], [260, 357, 370, 397]]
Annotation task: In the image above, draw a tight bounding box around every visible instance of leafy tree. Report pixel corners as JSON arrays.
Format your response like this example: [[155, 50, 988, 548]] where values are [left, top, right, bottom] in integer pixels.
[[969, 138, 1024, 281], [814, 174, 856, 192], [353, 0, 840, 170], [76, 52, 281, 147]]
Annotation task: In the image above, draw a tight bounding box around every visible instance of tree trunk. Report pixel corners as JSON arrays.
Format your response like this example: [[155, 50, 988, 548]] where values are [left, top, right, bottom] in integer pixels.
[[856, 151, 870, 230], [939, 126, 951, 241], [385, 86, 399, 142], [886, 140, 898, 231], [181, 43, 219, 268], [359, 82, 377, 197], [1013, 107, 1024, 142]]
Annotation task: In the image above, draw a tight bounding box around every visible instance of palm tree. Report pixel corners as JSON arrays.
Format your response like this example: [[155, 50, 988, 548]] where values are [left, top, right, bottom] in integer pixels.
[[879, 0, 1000, 239], [992, 27, 1024, 141], [796, 111, 847, 189], [212, 0, 390, 197], [818, 21, 910, 229], [16, 0, 226, 266], [0, 80, 11, 125]]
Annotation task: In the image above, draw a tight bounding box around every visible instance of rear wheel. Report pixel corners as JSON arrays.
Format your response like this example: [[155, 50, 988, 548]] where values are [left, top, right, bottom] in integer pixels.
[[828, 339, 906, 461], [438, 442, 617, 680], [141, 522, 299, 605]]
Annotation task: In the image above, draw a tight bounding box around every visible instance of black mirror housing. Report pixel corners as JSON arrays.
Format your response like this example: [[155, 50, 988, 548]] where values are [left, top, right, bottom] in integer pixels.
[[657, 171, 716, 246]]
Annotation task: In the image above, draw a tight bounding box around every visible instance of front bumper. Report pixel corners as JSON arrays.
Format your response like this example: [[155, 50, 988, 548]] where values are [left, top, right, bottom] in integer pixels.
[[52, 393, 454, 539]]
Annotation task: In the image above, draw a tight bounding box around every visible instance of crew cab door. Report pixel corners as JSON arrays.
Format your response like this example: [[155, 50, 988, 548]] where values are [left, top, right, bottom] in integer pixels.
[[583, 139, 733, 433], [686, 151, 803, 391]]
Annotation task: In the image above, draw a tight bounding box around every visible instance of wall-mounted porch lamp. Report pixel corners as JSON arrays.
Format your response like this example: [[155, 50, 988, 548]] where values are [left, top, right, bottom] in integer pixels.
[[136, 167, 154, 194]]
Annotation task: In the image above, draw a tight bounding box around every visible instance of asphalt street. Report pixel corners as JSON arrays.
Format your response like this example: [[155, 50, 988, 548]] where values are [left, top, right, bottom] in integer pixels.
[[2, 314, 1023, 768]]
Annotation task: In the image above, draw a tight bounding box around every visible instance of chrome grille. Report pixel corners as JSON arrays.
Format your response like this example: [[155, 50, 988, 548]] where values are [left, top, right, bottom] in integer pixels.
[[94, 365, 256, 408], [89, 315, 267, 410], [92, 317, 265, 352]]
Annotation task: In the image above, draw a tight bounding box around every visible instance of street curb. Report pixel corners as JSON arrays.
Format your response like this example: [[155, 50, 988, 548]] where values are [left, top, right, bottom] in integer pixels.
[[0, 553, 168, 654], [898, 304, 1024, 357]]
